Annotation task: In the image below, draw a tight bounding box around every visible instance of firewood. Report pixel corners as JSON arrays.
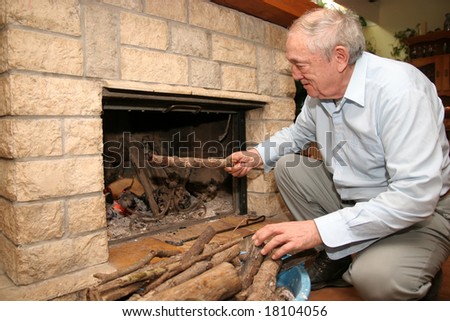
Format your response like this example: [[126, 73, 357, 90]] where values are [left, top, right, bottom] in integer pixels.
[[210, 243, 241, 266], [130, 148, 160, 216], [239, 243, 264, 289], [139, 262, 241, 301], [152, 260, 213, 293], [95, 267, 166, 293], [180, 225, 216, 265], [149, 154, 231, 169], [246, 255, 282, 301], [141, 237, 243, 295], [100, 281, 147, 301], [94, 250, 158, 284]]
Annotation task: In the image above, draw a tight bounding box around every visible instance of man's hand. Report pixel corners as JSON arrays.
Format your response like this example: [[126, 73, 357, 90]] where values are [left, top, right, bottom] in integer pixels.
[[224, 149, 263, 177], [252, 220, 323, 260]]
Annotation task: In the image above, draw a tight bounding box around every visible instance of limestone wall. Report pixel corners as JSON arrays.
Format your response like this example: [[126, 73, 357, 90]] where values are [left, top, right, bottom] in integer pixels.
[[0, 0, 295, 299]]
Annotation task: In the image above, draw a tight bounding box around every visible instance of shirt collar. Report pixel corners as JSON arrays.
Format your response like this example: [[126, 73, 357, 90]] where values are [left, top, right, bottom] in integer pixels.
[[343, 52, 368, 108]]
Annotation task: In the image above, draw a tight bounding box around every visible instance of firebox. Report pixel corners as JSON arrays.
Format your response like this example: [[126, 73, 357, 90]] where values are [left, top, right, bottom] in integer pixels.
[[101, 88, 265, 242]]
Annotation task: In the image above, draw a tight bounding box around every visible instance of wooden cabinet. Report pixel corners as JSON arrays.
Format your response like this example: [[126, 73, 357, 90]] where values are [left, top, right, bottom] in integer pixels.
[[410, 54, 450, 96], [405, 30, 450, 97]]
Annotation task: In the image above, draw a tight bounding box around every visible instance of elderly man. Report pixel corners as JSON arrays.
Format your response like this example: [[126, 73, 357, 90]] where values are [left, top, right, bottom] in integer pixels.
[[225, 8, 450, 300]]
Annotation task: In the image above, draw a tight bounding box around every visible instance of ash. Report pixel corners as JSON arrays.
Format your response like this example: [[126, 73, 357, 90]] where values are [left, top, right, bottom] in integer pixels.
[[106, 189, 234, 241]]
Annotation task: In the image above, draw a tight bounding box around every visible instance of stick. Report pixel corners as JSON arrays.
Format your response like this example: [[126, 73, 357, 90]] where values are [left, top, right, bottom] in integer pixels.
[[130, 148, 161, 216], [94, 250, 158, 284], [149, 154, 231, 169], [246, 256, 282, 301], [95, 267, 166, 293], [180, 225, 216, 265], [139, 262, 241, 301]]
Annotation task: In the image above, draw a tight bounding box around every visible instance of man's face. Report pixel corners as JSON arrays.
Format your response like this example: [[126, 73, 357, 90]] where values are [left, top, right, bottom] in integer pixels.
[[286, 33, 340, 99]]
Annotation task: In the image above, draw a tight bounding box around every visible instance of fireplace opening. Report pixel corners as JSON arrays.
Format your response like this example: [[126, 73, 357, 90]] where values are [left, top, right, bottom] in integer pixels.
[[101, 88, 265, 243]]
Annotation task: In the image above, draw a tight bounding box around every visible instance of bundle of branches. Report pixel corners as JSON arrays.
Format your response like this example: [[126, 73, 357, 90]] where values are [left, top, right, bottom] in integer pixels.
[[87, 226, 308, 301]]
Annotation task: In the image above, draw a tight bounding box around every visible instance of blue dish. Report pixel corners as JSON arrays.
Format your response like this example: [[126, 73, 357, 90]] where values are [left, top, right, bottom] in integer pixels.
[[276, 262, 311, 301]]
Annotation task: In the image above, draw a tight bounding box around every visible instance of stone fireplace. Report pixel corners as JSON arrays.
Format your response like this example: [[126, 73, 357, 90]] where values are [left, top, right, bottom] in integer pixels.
[[0, 0, 296, 300]]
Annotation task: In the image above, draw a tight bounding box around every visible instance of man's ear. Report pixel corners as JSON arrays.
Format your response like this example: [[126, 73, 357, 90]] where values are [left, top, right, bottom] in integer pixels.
[[334, 46, 350, 73]]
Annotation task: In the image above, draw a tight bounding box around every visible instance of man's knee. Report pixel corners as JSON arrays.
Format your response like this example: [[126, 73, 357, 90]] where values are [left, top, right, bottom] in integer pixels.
[[348, 259, 431, 300]]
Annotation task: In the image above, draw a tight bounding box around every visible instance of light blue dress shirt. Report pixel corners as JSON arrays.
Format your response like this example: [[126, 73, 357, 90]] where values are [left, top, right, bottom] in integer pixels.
[[255, 52, 450, 259]]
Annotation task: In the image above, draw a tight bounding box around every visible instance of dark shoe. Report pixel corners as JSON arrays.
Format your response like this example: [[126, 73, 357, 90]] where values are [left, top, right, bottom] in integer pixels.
[[421, 269, 443, 301], [307, 250, 352, 291]]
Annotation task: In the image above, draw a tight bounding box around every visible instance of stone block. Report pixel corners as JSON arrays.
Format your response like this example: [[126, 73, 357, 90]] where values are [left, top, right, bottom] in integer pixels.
[[0, 0, 5, 27], [274, 49, 292, 74], [0, 231, 108, 285], [67, 195, 106, 235], [0, 118, 63, 159], [13, 156, 104, 202], [1, 200, 64, 245], [121, 47, 188, 85], [0, 159, 15, 201], [247, 170, 278, 193], [7, 28, 82, 76], [265, 120, 293, 137], [0, 31, 6, 74], [264, 23, 288, 50], [64, 118, 103, 155], [102, 0, 144, 11], [246, 120, 266, 145], [121, 12, 168, 50], [9, 74, 102, 116], [190, 58, 221, 89], [171, 24, 209, 58], [6, 0, 81, 36], [144, 0, 187, 22], [240, 15, 265, 43], [212, 34, 256, 67], [256, 46, 274, 96], [0, 75, 9, 116], [263, 99, 296, 121], [190, 0, 240, 36], [221, 65, 257, 93], [247, 192, 288, 216], [85, 4, 119, 78], [272, 73, 296, 98]]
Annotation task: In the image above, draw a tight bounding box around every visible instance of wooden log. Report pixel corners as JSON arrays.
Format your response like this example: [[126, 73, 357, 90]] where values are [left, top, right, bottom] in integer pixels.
[[129, 148, 161, 216], [152, 261, 212, 293], [94, 250, 157, 284], [141, 237, 243, 295], [95, 267, 166, 293], [100, 281, 147, 301], [210, 243, 241, 266], [139, 262, 242, 301], [246, 256, 282, 301], [149, 154, 231, 169], [239, 243, 264, 289], [180, 225, 216, 265]]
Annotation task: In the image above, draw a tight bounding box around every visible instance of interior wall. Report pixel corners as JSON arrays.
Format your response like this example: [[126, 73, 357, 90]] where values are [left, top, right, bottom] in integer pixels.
[[337, 0, 450, 58]]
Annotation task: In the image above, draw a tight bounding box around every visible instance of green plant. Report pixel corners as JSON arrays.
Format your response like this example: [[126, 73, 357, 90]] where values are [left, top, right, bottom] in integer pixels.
[[391, 25, 418, 61]]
